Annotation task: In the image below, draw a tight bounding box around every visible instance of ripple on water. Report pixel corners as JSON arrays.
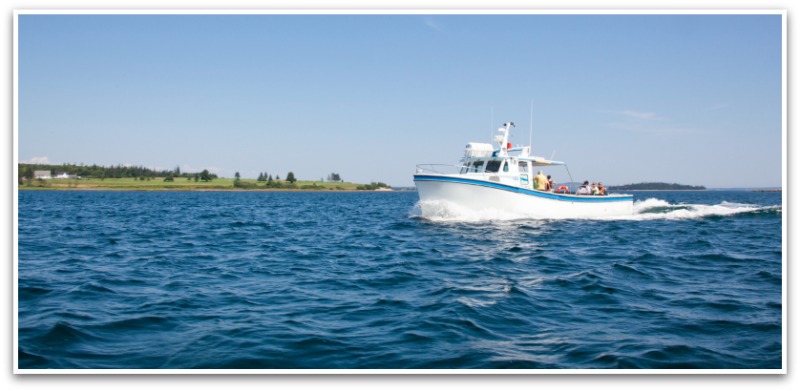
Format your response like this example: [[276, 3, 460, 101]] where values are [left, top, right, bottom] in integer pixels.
[[16, 190, 783, 369]]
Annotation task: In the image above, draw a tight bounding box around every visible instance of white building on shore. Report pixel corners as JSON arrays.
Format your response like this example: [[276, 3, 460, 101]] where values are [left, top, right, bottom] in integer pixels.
[[55, 172, 78, 179]]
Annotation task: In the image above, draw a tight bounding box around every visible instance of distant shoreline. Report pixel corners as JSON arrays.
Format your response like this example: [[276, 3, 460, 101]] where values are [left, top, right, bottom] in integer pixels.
[[617, 189, 782, 192], [16, 177, 399, 192], [17, 187, 409, 193], [18, 187, 779, 193], [613, 189, 705, 192]]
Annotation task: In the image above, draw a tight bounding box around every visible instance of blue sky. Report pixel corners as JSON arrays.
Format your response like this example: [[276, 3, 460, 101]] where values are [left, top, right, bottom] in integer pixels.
[[17, 13, 783, 187]]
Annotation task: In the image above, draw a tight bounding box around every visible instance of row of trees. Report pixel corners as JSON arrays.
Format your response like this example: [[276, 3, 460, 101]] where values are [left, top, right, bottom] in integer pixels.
[[254, 172, 287, 182], [235, 171, 298, 188], [253, 172, 343, 183], [611, 182, 706, 191], [232, 171, 383, 190], [19, 163, 346, 184], [164, 170, 214, 182], [18, 163, 218, 182], [18, 163, 371, 189], [356, 182, 390, 190]]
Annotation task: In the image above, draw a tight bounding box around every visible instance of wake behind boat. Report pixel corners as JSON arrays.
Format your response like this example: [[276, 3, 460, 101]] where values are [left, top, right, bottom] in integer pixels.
[[414, 122, 633, 219]]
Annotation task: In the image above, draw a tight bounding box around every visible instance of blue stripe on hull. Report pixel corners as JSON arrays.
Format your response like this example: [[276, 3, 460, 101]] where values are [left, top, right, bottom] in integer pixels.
[[413, 175, 632, 204]]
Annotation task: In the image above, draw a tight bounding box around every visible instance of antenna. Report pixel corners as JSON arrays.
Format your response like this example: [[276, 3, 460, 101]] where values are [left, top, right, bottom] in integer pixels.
[[529, 99, 533, 149]]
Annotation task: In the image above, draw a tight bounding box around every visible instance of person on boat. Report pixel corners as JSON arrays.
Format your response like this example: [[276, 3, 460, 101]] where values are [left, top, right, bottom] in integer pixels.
[[534, 171, 548, 191], [577, 181, 591, 195], [591, 182, 600, 195], [598, 182, 607, 195], [547, 175, 555, 191]]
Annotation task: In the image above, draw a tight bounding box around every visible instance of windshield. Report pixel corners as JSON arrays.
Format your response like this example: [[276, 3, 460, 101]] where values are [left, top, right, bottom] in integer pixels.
[[484, 160, 502, 173]]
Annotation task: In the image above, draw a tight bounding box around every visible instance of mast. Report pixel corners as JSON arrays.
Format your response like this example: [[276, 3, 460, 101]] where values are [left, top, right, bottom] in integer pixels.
[[497, 122, 514, 156]]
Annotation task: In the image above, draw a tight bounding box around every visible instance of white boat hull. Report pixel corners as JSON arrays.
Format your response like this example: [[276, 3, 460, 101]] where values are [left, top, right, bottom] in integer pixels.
[[414, 174, 633, 219]]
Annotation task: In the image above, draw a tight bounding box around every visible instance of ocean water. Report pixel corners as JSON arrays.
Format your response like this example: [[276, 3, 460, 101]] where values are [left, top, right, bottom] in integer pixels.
[[17, 190, 783, 370]]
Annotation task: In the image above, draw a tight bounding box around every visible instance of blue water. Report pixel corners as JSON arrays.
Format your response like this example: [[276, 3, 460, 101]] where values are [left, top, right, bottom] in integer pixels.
[[17, 190, 782, 370]]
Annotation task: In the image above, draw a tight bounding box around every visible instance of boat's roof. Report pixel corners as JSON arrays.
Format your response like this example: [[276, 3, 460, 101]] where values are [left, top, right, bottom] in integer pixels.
[[463, 123, 567, 166], [464, 152, 566, 166], [516, 156, 566, 166]]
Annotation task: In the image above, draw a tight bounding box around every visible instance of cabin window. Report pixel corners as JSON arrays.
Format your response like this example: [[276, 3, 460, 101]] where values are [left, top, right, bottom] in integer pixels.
[[471, 160, 484, 173], [518, 161, 529, 173], [502, 161, 509, 173], [484, 160, 502, 173]]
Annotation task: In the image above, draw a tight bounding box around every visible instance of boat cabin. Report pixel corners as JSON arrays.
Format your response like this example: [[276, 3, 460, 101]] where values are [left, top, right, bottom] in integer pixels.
[[459, 140, 565, 190]]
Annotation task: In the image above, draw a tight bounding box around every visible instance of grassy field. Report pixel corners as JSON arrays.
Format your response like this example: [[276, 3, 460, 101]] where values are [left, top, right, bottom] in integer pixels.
[[19, 177, 375, 191]]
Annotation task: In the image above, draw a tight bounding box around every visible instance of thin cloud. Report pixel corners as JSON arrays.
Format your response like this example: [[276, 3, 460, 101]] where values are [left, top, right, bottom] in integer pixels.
[[620, 110, 660, 121], [24, 156, 51, 164], [423, 17, 443, 31], [600, 109, 695, 135], [605, 121, 693, 135], [596, 109, 664, 121]]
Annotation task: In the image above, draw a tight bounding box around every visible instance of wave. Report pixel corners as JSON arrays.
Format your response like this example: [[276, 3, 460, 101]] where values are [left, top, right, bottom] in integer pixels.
[[622, 198, 781, 221], [412, 198, 780, 222], [410, 200, 544, 223]]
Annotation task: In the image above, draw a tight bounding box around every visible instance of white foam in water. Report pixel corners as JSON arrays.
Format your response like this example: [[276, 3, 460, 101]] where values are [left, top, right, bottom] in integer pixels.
[[632, 198, 672, 213], [619, 198, 776, 221], [412, 200, 528, 222], [412, 198, 779, 223]]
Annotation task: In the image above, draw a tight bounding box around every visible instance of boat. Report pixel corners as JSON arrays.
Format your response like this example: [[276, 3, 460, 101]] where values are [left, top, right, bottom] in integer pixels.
[[413, 122, 633, 219]]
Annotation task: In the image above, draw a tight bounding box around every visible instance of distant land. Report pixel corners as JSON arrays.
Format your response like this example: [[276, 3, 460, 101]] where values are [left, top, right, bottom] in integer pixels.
[[17, 178, 395, 192], [609, 182, 706, 191], [17, 163, 392, 191], [708, 187, 782, 192]]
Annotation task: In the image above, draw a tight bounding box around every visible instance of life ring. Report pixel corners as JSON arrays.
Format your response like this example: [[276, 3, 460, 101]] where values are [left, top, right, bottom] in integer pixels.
[[556, 185, 569, 194]]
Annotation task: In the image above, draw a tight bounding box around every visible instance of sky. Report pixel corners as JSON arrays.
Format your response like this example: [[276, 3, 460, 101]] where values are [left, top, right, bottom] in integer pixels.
[[17, 12, 783, 188], [4, 2, 796, 388]]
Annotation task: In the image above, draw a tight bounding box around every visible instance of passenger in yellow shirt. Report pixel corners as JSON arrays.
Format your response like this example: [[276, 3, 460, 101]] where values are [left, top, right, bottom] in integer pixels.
[[534, 171, 548, 191]]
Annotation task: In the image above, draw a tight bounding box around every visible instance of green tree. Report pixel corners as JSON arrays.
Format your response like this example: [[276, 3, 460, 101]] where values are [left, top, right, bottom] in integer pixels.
[[200, 169, 212, 182], [20, 165, 33, 186], [357, 182, 390, 191], [286, 172, 296, 184]]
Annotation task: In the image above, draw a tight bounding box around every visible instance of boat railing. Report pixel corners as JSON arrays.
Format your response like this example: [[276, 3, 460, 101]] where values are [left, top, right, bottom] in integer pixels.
[[415, 164, 468, 175], [416, 164, 512, 181]]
